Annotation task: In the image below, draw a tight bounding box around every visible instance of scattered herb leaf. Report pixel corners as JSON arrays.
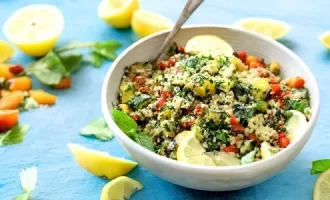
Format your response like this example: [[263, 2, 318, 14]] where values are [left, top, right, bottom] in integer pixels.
[[13, 166, 37, 200], [59, 53, 83, 75], [133, 132, 154, 151], [13, 193, 29, 200], [80, 119, 113, 141], [0, 124, 30, 146], [90, 51, 104, 68], [311, 159, 330, 174]]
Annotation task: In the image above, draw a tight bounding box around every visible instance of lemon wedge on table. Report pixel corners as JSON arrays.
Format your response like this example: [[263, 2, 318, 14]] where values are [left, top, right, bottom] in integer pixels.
[[319, 31, 330, 49], [235, 18, 291, 40], [0, 41, 14, 63], [313, 168, 330, 200], [3, 4, 64, 57], [132, 10, 174, 38], [98, 0, 140, 28], [176, 131, 215, 166], [185, 35, 234, 57], [101, 176, 143, 200], [67, 143, 137, 179]]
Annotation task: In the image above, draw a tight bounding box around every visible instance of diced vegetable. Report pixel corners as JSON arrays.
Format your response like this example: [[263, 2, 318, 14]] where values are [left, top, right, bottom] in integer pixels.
[[246, 56, 262, 65], [260, 142, 272, 159], [0, 91, 24, 110], [0, 64, 14, 80], [53, 77, 71, 89], [251, 78, 271, 99], [270, 84, 281, 94], [269, 61, 280, 75], [206, 111, 221, 122], [249, 61, 264, 69], [29, 90, 57, 105], [119, 104, 129, 113], [256, 100, 268, 112], [241, 149, 257, 165], [158, 109, 171, 120], [232, 57, 246, 72], [0, 110, 19, 132], [278, 133, 290, 148], [224, 145, 239, 153], [9, 64, 25, 75], [128, 94, 150, 111], [229, 115, 245, 133], [9, 76, 32, 91], [287, 76, 305, 88], [120, 84, 135, 103], [193, 80, 216, 97], [237, 51, 247, 63], [240, 140, 256, 155]]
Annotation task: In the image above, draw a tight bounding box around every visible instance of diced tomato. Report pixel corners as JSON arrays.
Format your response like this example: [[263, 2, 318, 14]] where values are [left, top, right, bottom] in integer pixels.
[[182, 107, 193, 114], [161, 90, 173, 98], [132, 114, 139, 121], [235, 136, 243, 142], [237, 51, 247, 63], [168, 56, 176, 67], [249, 61, 265, 69], [133, 76, 145, 89], [53, 77, 71, 89], [270, 76, 280, 84], [224, 145, 239, 153], [176, 68, 183, 74], [9, 65, 24, 75], [194, 104, 202, 115], [230, 115, 239, 125], [156, 98, 166, 111], [0, 110, 19, 132], [270, 84, 281, 94], [246, 56, 262, 65], [138, 86, 149, 94], [181, 119, 195, 129], [178, 46, 185, 53], [247, 133, 261, 146], [278, 133, 290, 148], [230, 115, 245, 133], [159, 61, 167, 70], [287, 76, 305, 88]]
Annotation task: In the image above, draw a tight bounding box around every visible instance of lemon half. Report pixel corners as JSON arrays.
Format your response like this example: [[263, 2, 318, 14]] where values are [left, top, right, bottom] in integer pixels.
[[98, 0, 140, 28], [67, 143, 137, 179], [313, 168, 330, 200], [319, 31, 330, 49], [0, 41, 14, 63], [3, 4, 64, 57], [132, 10, 173, 38], [235, 18, 291, 40], [101, 176, 143, 200]]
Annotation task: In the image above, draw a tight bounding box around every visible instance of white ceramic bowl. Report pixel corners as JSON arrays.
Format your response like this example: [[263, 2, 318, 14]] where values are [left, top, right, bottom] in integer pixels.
[[102, 25, 320, 191]]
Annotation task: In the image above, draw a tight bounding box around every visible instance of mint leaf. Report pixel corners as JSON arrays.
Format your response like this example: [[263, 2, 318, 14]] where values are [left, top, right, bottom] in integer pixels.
[[13, 193, 29, 200], [27, 51, 66, 85], [133, 132, 154, 152], [80, 119, 113, 141], [59, 53, 83, 75], [89, 51, 104, 68], [0, 124, 30, 146], [311, 159, 330, 174], [94, 41, 122, 50], [216, 131, 228, 143], [112, 109, 137, 137], [92, 47, 117, 61]]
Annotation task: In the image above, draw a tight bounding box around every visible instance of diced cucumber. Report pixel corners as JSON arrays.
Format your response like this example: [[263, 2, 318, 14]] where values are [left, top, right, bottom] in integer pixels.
[[241, 149, 257, 165], [128, 94, 150, 110], [256, 100, 268, 112]]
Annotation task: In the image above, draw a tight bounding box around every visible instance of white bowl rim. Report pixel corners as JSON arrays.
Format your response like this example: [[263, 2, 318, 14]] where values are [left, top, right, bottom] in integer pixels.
[[102, 24, 320, 173]]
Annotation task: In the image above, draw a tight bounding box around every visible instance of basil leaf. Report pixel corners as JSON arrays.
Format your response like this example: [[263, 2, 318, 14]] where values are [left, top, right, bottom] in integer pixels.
[[0, 124, 30, 146], [13, 193, 29, 200], [89, 51, 104, 68], [112, 109, 137, 137], [133, 132, 154, 152], [311, 159, 330, 174], [92, 47, 117, 61], [80, 119, 113, 141], [27, 51, 66, 85], [59, 53, 83, 75], [95, 41, 122, 50]]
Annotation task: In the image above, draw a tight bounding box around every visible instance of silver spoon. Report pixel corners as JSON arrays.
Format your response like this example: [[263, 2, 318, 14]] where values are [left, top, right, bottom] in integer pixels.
[[152, 0, 204, 64]]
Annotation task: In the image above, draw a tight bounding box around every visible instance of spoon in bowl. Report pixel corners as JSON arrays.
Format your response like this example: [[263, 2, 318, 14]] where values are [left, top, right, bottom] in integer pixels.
[[152, 0, 204, 65]]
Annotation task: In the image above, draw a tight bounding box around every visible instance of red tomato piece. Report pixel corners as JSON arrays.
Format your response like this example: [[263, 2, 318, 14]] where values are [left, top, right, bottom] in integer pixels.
[[132, 114, 139, 121], [161, 90, 173, 98], [159, 61, 167, 70], [9, 64, 24, 75], [168, 56, 176, 67], [178, 46, 185, 53], [230, 115, 239, 125], [194, 104, 202, 115], [224, 145, 239, 153], [278, 133, 290, 148], [176, 68, 183, 74], [287, 76, 305, 88], [270, 84, 281, 94], [237, 51, 247, 63], [247, 133, 261, 145], [181, 120, 195, 129]]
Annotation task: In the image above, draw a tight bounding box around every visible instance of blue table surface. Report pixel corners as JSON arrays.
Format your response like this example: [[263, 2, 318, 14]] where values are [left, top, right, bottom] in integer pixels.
[[1, 0, 330, 199]]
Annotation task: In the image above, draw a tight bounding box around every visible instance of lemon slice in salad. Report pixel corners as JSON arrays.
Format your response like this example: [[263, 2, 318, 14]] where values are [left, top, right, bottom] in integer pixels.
[[319, 31, 330, 49], [286, 110, 308, 141], [131, 10, 174, 38], [98, 0, 139, 28], [176, 131, 215, 166], [101, 176, 143, 200], [313, 168, 330, 200], [205, 151, 240, 166], [185, 35, 234, 57], [235, 18, 291, 40], [67, 143, 137, 179], [0, 41, 14, 63], [3, 4, 64, 57]]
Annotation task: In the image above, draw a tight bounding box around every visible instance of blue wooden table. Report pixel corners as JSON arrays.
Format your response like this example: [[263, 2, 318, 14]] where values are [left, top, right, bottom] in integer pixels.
[[1, 0, 329, 199]]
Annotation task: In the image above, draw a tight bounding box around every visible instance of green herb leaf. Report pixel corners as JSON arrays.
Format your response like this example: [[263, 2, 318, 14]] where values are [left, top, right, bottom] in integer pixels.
[[89, 51, 104, 68], [133, 132, 154, 151], [92, 47, 117, 61], [59, 53, 83, 75], [112, 109, 137, 137], [27, 51, 66, 85], [288, 99, 308, 113], [216, 131, 228, 143], [95, 41, 122, 49], [0, 124, 30, 146], [80, 119, 113, 141], [54, 41, 94, 52], [311, 159, 330, 174], [13, 193, 29, 200]]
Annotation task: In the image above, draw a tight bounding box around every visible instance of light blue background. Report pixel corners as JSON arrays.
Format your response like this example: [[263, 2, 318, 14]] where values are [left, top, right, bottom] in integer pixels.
[[1, 0, 329, 199]]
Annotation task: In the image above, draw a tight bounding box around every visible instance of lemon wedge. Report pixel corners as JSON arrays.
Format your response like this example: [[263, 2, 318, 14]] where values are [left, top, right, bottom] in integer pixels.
[[319, 31, 330, 49], [286, 110, 308, 141], [235, 18, 291, 40], [313, 168, 330, 200], [185, 35, 234, 57], [205, 151, 240, 166], [176, 131, 215, 166], [101, 176, 143, 200], [0, 41, 14, 63], [3, 4, 64, 57], [98, 0, 139, 28], [67, 143, 137, 179], [132, 10, 174, 38]]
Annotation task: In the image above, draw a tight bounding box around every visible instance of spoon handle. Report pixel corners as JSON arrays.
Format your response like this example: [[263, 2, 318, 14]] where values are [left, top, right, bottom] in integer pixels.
[[153, 0, 204, 63]]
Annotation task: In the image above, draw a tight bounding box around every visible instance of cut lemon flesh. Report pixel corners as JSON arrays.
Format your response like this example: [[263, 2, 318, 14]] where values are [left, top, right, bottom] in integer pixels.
[[235, 18, 291, 40], [0, 41, 14, 63], [205, 151, 240, 166], [185, 35, 234, 57], [319, 31, 330, 49], [67, 143, 137, 179], [286, 110, 308, 141], [176, 131, 215, 166], [101, 176, 143, 200], [3, 4, 64, 56], [131, 10, 173, 38], [98, 0, 139, 28], [313, 168, 330, 200]]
